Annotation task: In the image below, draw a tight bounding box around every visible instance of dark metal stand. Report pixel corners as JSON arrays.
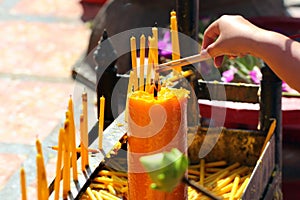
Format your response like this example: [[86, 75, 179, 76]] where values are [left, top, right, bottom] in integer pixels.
[[259, 65, 282, 199]]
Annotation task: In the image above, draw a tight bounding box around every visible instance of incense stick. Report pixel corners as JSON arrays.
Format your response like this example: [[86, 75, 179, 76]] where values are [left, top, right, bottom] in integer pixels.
[[156, 50, 211, 73]]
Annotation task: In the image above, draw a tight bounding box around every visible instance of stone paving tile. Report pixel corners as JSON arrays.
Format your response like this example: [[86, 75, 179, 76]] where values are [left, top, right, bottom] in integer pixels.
[[0, 21, 90, 78], [0, 78, 75, 145], [10, 0, 83, 20], [0, 153, 25, 191]]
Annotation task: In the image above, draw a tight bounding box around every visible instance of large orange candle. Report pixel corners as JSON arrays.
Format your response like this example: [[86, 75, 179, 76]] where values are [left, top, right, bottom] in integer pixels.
[[127, 87, 189, 200]]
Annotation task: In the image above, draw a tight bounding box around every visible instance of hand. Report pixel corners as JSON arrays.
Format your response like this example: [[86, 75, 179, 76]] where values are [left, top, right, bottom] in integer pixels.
[[202, 15, 262, 67]]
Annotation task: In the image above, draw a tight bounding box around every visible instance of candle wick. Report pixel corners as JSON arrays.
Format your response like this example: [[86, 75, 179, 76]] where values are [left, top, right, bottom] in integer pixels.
[[153, 81, 159, 98]]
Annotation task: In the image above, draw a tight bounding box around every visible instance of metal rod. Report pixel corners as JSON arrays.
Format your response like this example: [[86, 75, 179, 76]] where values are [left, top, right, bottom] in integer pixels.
[[182, 177, 222, 200]]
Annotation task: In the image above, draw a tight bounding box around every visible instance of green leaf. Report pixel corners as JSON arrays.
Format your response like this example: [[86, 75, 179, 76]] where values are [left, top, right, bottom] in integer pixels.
[[139, 148, 188, 192]]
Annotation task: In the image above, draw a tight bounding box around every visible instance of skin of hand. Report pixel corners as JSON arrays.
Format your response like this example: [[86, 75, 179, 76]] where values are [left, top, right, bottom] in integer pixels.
[[202, 15, 300, 92]]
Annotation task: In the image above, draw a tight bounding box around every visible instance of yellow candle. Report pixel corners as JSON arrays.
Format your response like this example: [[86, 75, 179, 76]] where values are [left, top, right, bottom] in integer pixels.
[[36, 154, 42, 200], [261, 119, 276, 155], [139, 34, 146, 91], [151, 27, 160, 85], [80, 114, 87, 171], [99, 96, 105, 149], [82, 91, 89, 166], [145, 37, 154, 92], [130, 36, 138, 91], [35, 138, 43, 157], [199, 159, 205, 186], [170, 11, 181, 72], [36, 153, 48, 200], [229, 175, 240, 200], [125, 71, 134, 122], [68, 96, 78, 181], [130, 36, 137, 69], [63, 120, 71, 199], [234, 177, 249, 198], [35, 139, 49, 200], [20, 167, 27, 200], [86, 187, 97, 200], [54, 128, 64, 200], [152, 27, 159, 65], [51, 146, 98, 153]]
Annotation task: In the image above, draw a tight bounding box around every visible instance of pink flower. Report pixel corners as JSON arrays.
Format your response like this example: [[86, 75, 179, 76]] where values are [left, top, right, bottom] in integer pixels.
[[221, 67, 237, 83], [158, 31, 172, 58], [249, 66, 262, 84]]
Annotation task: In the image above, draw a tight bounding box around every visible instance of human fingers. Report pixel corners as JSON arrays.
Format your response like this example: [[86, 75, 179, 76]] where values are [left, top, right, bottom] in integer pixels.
[[214, 56, 224, 67], [201, 19, 220, 50]]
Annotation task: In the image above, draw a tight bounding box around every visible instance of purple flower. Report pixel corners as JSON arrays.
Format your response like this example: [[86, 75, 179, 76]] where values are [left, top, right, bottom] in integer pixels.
[[158, 31, 172, 58], [221, 67, 237, 83], [249, 66, 262, 84]]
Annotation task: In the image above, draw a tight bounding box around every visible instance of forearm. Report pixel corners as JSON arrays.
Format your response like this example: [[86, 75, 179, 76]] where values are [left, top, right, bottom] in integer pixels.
[[251, 30, 300, 92]]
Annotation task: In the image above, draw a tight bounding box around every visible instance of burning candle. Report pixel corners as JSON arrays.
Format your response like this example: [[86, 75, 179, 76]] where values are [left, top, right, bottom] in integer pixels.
[[54, 128, 64, 200], [98, 96, 105, 149], [127, 87, 189, 200], [20, 167, 27, 200]]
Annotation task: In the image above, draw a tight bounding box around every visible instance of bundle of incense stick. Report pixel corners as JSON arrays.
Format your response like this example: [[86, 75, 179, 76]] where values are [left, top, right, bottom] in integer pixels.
[[81, 158, 253, 200]]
